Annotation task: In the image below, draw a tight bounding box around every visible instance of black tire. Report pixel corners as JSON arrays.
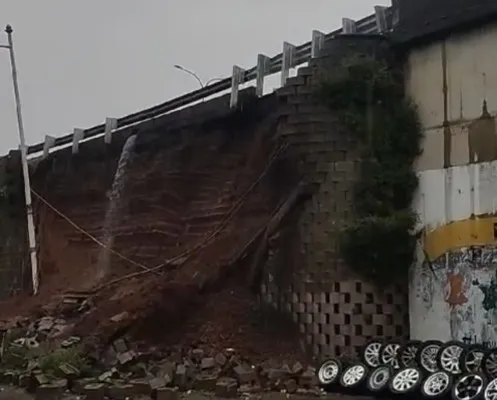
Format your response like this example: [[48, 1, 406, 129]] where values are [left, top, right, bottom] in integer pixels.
[[380, 340, 401, 370], [482, 349, 497, 379], [437, 341, 466, 375], [362, 339, 384, 368], [399, 340, 423, 368], [366, 365, 392, 393], [483, 377, 497, 400], [317, 357, 342, 388], [418, 340, 444, 374], [389, 366, 423, 395], [460, 345, 486, 374], [421, 371, 453, 399], [339, 363, 369, 388], [451, 373, 486, 400]]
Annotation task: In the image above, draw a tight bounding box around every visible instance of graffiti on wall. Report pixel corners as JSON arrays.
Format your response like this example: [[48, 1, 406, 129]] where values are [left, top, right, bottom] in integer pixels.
[[461, 335, 497, 349], [414, 245, 497, 343]]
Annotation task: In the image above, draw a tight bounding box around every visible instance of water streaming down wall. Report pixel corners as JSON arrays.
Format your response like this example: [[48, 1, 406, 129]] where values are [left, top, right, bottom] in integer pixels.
[[97, 134, 137, 280]]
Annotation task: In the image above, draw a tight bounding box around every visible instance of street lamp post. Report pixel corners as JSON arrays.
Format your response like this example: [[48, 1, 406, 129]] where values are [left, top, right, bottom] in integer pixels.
[[0, 25, 39, 295], [173, 65, 222, 89], [173, 65, 204, 88], [205, 77, 223, 86]]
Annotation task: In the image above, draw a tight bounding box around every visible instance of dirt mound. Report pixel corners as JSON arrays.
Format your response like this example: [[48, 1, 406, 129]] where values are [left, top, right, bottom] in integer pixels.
[[148, 278, 306, 361]]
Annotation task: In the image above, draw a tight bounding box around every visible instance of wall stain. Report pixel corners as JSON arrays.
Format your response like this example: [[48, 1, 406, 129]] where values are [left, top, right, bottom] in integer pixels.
[[462, 335, 497, 348], [468, 100, 496, 164], [416, 245, 497, 342], [459, 88, 464, 121], [474, 271, 497, 312], [441, 41, 451, 168], [415, 264, 435, 309], [445, 271, 469, 307]]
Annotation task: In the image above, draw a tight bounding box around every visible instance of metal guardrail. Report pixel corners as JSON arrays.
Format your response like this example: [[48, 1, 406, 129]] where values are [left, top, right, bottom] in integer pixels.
[[28, 6, 393, 156]]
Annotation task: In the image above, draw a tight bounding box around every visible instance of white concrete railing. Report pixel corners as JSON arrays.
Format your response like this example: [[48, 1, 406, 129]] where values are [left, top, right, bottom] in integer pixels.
[[33, 5, 392, 158]]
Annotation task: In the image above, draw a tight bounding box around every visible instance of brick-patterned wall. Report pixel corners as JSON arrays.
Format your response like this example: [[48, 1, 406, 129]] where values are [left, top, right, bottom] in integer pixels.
[[27, 90, 293, 299], [0, 36, 409, 356], [0, 151, 30, 299], [261, 34, 409, 357]]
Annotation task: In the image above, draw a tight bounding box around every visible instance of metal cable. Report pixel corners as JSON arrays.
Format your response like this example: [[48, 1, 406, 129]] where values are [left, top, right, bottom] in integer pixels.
[[95, 142, 289, 291], [28, 142, 288, 294], [30, 190, 158, 275]]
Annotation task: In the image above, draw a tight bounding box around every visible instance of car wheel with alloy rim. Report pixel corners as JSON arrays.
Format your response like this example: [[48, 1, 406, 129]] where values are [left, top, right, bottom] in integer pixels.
[[484, 377, 497, 400], [460, 345, 485, 374], [339, 363, 368, 388], [417, 340, 443, 374], [380, 341, 401, 370], [482, 349, 497, 379], [451, 373, 486, 400], [362, 340, 383, 368], [437, 341, 465, 375], [366, 365, 392, 393], [399, 340, 422, 368], [421, 371, 453, 399], [317, 358, 342, 388], [389, 367, 423, 395]]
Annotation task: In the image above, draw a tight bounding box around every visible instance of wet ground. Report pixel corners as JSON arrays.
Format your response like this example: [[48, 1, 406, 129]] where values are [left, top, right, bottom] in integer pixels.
[[0, 386, 372, 400]]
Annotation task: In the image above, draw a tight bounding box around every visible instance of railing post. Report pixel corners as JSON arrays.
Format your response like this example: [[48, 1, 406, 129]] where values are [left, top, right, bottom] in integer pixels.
[[256, 54, 270, 97], [42, 135, 55, 159], [72, 128, 84, 154], [230, 65, 245, 108], [374, 6, 388, 33], [342, 18, 357, 34], [311, 30, 325, 58], [21, 8, 390, 156], [104, 117, 118, 144], [281, 42, 296, 86]]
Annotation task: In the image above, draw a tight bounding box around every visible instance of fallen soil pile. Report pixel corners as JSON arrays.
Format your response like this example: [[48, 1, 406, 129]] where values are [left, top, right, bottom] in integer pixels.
[[0, 312, 319, 399], [0, 121, 310, 386]]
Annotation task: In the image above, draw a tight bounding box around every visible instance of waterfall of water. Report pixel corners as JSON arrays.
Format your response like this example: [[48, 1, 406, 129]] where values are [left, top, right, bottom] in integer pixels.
[[97, 134, 137, 280]]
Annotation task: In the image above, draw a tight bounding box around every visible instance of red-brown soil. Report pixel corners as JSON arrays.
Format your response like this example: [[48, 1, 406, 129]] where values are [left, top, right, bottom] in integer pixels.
[[0, 122, 306, 361]]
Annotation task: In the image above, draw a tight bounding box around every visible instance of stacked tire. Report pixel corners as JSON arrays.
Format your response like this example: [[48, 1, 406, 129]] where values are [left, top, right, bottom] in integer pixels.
[[317, 338, 497, 400]]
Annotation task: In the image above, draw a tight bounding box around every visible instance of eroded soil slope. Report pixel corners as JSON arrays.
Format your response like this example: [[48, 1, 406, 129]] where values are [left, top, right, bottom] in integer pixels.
[[0, 109, 305, 360]]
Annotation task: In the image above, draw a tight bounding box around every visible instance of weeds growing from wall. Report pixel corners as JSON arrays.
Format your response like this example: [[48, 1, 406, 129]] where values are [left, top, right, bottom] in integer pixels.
[[317, 56, 422, 286]]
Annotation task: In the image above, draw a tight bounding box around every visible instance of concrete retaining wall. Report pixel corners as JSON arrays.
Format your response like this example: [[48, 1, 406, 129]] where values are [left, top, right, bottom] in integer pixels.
[[408, 19, 497, 345]]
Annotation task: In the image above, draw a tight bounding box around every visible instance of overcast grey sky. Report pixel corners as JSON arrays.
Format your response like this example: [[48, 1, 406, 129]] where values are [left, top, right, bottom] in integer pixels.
[[0, 0, 387, 154]]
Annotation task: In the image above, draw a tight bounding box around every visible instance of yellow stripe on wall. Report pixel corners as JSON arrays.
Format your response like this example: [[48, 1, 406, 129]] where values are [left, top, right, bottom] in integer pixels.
[[424, 216, 497, 261]]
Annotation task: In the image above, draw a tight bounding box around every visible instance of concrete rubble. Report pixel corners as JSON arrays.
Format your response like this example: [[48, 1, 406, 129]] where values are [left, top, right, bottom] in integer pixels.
[[0, 311, 320, 400]]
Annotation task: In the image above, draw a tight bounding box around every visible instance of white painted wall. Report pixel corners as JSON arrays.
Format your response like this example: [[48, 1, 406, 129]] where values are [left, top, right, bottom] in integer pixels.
[[406, 21, 497, 171], [411, 161, 497, 344], [407, 20, 497, 345], [414, 162, 497, 232]]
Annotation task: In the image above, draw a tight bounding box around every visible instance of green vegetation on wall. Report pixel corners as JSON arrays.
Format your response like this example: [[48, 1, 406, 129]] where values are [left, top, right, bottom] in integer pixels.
[[317, 56, 423, 286]]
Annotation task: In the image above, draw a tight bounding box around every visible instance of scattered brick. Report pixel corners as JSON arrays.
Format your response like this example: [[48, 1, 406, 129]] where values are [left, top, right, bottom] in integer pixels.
[[35, 381, 65, 400], [193, 372, 218, 391], [84, 383, 106, 400], [234, 364, 257, 384], [215, 377, 238, 398], [200, 356, 216, 369], [174, 363, 188, 389], [157, 387, 180, 400], [107, 383, 135, 400]]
